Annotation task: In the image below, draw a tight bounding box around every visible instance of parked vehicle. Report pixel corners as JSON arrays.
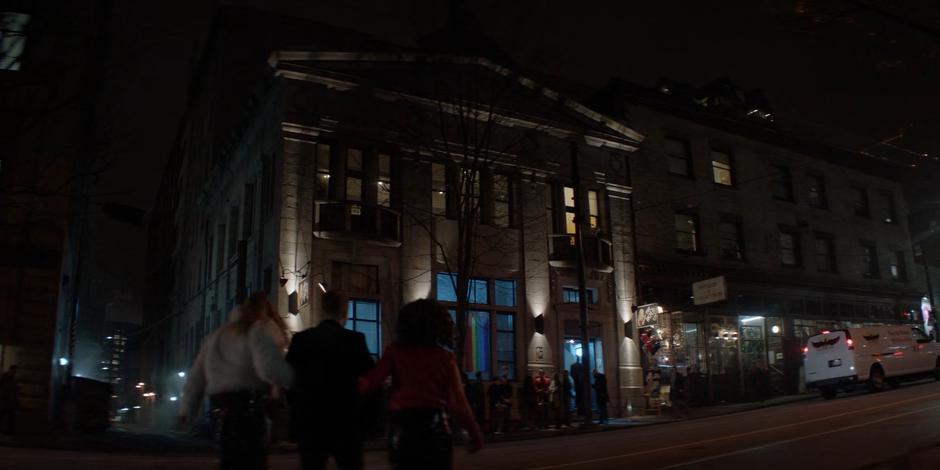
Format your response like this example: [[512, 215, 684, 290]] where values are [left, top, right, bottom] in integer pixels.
[[803, 325, 940, 399]]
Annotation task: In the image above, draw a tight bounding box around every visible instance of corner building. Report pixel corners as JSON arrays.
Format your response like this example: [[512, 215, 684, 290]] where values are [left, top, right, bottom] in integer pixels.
[[146, 8, 647, 421]]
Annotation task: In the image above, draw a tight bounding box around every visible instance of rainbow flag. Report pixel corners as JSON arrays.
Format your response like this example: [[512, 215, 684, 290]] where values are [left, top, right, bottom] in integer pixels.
[[464, 312, 490, 376]]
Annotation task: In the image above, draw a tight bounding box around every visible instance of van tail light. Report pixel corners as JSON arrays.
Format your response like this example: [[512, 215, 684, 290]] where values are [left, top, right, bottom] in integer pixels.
[[822, 330, 831, 334], [846, 338, 854, 350], [802, 346, 809, 355]]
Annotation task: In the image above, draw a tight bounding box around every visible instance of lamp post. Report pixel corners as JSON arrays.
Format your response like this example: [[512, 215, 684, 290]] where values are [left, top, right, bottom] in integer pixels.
[[569, 142, 594, 428]]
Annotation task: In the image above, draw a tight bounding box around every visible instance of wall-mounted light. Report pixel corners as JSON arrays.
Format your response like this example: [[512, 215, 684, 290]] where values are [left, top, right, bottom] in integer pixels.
[[318, 281, 327, 293], [534, 314, 545, 335], [288, 291, 299, 315]]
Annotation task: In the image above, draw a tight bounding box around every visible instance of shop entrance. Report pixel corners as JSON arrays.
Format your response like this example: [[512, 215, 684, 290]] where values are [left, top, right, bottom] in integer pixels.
[[562, 321, 604, 411]]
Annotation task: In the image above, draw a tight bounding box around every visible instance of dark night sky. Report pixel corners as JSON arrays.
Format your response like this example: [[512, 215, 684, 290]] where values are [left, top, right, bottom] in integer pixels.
[[79, 0, 939, 369]]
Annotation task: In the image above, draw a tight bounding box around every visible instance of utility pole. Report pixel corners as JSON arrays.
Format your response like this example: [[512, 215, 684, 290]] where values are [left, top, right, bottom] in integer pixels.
[[570, 142, 594, 427]]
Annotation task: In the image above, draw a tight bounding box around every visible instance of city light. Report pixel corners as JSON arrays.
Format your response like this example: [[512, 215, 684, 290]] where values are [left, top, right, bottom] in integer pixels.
[[135, 384, 142, 389], [58, 357, 69, 366], [143, 392, 156, 397], [177, 371, 186, 378], [137, 382, 145, 386], [169, 396, 178, 402], [133, 406, 141, 409]]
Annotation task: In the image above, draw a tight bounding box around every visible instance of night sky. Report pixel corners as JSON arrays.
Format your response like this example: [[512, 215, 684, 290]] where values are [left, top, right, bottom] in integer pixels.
[[78, 0, 939, 372]]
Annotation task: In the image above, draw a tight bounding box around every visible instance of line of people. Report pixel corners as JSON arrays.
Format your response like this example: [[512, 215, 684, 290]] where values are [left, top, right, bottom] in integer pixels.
[[178, 290, 483, 470]]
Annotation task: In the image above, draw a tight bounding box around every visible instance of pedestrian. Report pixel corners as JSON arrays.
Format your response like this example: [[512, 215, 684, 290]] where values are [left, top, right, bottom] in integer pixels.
[[670, 367, 690, 419], [548, 372, 561, 428], [0, 365, 19, 434], [533, 368, 550, 429], [569, 359, 584, 418], [285, 289, 375, 470], [489, 375, 512, 433], [261, 300, 292, 446], [559, 370, 572, 427], [520, 372, 536, 430], [593, 369, 610, 424], [359, 299, 483, 469], [178, 292, 295, 470], [467, 371, 486, 432]]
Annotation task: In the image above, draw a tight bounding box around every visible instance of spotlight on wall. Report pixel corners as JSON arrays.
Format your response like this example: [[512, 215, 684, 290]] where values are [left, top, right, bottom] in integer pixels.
[[288, 291, 299, 315], [624, 320, 632, 337], [279, 277, 288, 287], [317, 281, 327, 293], [534, 314, 545, 335]]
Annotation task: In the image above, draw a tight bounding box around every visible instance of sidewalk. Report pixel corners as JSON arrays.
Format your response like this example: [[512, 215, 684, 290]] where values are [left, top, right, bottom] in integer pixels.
[[0, 393, 818, 454]]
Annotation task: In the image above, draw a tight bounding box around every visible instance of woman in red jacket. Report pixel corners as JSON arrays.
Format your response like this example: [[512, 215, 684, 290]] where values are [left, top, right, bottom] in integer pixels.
[[360, 299, 483, 469]]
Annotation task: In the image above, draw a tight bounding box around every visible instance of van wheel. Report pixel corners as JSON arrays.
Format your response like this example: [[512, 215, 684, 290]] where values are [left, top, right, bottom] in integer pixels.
[[868, 366, 886, 393], [820, 387, 837, 400]]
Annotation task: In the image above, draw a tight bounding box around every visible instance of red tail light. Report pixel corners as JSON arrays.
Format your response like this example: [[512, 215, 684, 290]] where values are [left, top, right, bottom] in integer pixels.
[[802, 346, 809, 354], [822, 330, 831, 334], [846, 338, 854, 350]]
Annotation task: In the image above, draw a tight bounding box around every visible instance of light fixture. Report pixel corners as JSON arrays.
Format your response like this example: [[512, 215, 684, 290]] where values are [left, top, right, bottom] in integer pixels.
[[177, 371, 186, 378], [534, 314, 545, 334], [58, 357, 69, 366], [771, 325, 781, 334], [169, 396, 178, 402], [317, 282, 327, 293]]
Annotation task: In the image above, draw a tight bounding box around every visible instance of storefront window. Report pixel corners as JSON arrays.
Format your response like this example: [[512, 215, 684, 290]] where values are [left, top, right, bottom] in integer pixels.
[[347, 299, 381, 359]]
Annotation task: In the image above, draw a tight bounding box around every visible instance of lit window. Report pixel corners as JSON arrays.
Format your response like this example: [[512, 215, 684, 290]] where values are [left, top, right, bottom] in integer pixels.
[[494, 280, 516, 307], [435, 272, 488, 304], [587, 190, 599, 229], [378, 153, 391, 207], [347, 299, 381, 359], [315, 144, 330, 201], [0, 12, 29, 71], [565, 186, 577, 234], [711, 149, 733, 186], [562, 286, 598, 304]]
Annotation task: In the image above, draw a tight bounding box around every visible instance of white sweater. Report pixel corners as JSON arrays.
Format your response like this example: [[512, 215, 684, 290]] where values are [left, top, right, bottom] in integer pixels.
[[180, 317, 294, 418]]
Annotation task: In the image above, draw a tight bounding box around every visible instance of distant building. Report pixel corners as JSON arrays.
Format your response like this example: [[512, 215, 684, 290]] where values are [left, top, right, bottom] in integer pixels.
[[144, 6, 647, 421], [595, 78, 927, 402]]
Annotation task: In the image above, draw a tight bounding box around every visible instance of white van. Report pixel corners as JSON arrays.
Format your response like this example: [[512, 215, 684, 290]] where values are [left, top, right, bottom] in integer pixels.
[[804, 325, 940, 399]]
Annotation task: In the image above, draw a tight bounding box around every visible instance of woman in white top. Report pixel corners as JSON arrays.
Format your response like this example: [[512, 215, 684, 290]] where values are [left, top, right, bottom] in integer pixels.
[[179, 292, 294, 470]]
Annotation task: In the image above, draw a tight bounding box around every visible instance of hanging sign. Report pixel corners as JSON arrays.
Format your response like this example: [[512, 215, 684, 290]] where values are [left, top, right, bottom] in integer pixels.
[[693, 276, 727, 306]]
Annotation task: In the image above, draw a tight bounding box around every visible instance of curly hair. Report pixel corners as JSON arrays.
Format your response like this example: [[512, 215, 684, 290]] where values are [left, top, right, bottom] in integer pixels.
[[396, 299, 454, 346]]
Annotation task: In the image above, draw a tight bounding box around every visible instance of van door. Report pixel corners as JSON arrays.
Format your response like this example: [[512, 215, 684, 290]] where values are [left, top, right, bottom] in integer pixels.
[[911, 327, 937, 373], [881, 326, 916, 376]]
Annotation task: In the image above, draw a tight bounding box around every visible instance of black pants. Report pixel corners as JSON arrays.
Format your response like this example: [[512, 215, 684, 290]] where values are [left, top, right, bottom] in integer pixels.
[[388, 408, 453, 470], [298, 434, 364, 470], [211, 391, 268, 470]]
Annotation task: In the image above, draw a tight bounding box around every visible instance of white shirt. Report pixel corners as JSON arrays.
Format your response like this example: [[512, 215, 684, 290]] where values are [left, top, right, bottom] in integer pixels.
[[180, 317, 294, 418]]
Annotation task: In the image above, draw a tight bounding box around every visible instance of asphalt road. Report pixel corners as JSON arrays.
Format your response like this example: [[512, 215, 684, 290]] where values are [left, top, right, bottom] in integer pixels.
[[4, 379, 940, 469]]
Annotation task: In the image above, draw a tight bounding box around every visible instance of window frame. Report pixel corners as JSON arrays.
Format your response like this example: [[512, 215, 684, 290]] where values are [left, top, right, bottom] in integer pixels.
[[878, 190, 897, 224], [718, 218, 745, 261], [346, 298, 382, 360], [806, 172, 828, 209], [860, 240, 880, 279], [771, 165, 794, 202], [665, 136, 694, 177], [674, 212, 701, 254], [851, 184, 870, 218], [814, 232, 837, 273], [889, 250, 906, 281], [779, 226, 802, 268], [710, 148, 734, 187]]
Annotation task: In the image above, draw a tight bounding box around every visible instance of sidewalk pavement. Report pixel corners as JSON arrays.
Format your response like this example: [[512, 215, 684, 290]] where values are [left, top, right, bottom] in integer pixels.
[[0, 393, 819, 454]]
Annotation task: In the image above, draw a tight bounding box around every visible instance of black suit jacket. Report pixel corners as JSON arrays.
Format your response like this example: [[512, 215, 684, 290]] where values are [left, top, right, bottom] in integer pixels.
[[286, 319, 374, 439]]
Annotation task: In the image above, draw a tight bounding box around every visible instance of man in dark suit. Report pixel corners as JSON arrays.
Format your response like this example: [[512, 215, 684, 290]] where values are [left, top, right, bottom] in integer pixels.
[[286, 289, 374, 470]]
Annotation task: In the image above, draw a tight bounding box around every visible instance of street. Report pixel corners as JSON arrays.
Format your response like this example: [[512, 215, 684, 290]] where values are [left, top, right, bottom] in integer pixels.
[[3, 380, 940, 469]]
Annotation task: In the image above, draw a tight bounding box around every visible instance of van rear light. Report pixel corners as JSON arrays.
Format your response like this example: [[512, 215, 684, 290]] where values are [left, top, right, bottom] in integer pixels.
[[822, 330, 831, 334], [846, 338, 854, 350], [802, 346, 809, 354]]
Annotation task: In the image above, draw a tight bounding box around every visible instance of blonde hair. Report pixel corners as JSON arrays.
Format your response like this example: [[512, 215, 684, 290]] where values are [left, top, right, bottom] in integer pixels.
[[237, 292, 288, 343]]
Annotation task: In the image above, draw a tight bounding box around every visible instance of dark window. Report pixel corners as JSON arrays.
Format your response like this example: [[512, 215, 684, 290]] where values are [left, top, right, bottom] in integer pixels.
[[807, 173, 827, 208], [772, 166, 793, 201], [674, 213, 700, 253], [346, 148, 363, 202], [347, 299, 381, 359], [780, 229, 801, 267], [315, 144, 330, 201], [814, 233, 836, 273], [889, 251, 906, 281], [861, 241, 879, 278], [228, 206, 239, 257], [852, 185, 870, 218], [666, 137, 693, 177], [562, 286, 598, 304], [718, 220, 744, 260], [493, 174, 512, 228], [0, 12, 30, 71], [711, 149, 733, 186], [877, 191, 897, 224], [242, 183, 255, 239]]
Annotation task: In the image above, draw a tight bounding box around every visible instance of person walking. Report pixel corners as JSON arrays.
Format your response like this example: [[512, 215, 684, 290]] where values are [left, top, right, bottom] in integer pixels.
[[0, 365, 18, 434], [179, 292, 294, 470], [593, 370, 610, 424], [520, 372, 536, 430], [558, 370, 572, 427], [359, 299, 483, 469], [533, 369, 550, 429], [489, 375, 512, 434], [285, 289, 374, 470], [467, 371, 486, 433], [547, 372, 560, 428]]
